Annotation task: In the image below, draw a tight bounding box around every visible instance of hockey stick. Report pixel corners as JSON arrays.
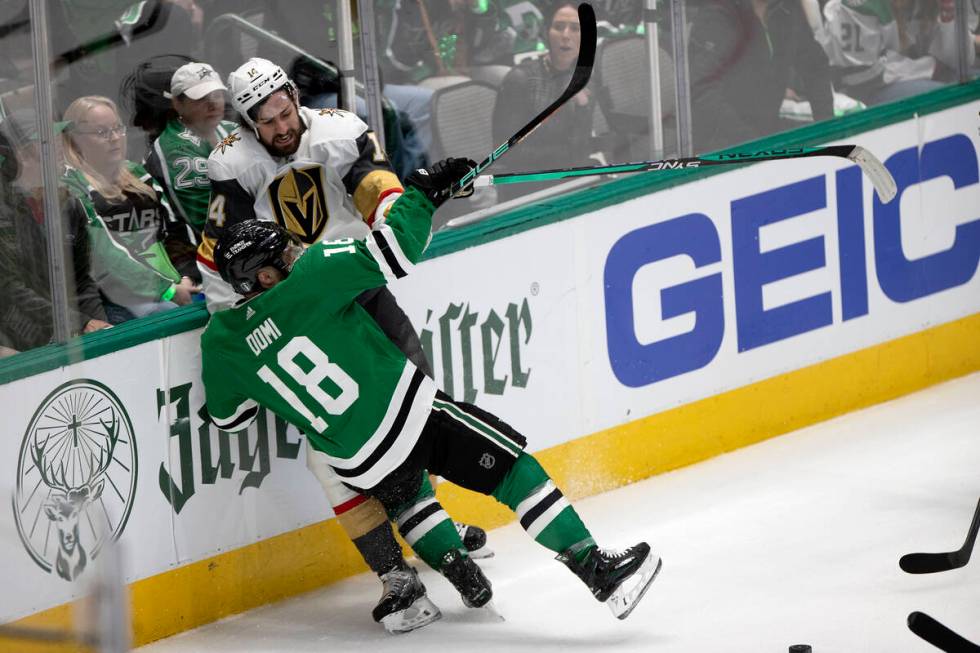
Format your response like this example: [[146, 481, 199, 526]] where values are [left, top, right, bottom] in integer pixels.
[[450, 3, 597, 197], [900, 497, 980, 574], [471, 144, 898, 203], [908, 611, 980, 653]]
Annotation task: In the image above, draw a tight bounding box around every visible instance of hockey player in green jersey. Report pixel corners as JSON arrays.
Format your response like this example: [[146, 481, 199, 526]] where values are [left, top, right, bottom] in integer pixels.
[[196, 56, 490, 632], [201, 157, 662, 627]]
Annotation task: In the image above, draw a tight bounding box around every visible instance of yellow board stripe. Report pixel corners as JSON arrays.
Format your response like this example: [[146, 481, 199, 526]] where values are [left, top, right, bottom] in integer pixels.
[[4, 312, 978, 650]]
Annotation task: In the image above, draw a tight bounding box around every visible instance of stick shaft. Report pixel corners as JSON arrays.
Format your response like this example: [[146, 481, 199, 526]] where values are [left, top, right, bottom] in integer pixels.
[[475, 143, 898, 203], [450, 3, 597, 197], [481, 146, 856, 186]]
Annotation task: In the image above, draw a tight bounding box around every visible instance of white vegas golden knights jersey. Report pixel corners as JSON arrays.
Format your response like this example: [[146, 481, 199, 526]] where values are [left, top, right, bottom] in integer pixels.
[[819, 0, 977, 89], [196, 106, 403, 312]]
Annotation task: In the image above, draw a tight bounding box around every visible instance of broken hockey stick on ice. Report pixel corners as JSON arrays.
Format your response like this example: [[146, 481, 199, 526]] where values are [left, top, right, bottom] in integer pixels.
[[449, 3, 596, 198], [471, 144, 898, 203], [908, 611, 980, 653], [900, 497, 980, 574]]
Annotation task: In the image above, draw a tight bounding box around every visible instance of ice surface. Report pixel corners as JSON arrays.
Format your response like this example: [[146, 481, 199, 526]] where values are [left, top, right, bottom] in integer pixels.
[[138, 373, 980, 652]]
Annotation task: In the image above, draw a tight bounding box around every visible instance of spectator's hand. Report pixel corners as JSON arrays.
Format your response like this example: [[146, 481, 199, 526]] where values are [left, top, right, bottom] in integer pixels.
[[0, 346, 19, 358], [573, 88, 591, 107], [83, 319, 112, 333], [406, 157, 478, 207], [172, 276, 202, 306]]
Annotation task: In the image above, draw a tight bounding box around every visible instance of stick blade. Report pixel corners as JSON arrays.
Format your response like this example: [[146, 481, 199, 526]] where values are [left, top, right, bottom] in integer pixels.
[[900, 498, 980, 574], [900, 551, 961, 574], [847, 146, 897, 203], [908, 611, 980, 653]]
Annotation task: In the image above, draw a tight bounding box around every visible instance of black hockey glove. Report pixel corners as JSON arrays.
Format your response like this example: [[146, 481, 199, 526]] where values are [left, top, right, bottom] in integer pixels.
[[405, 157, 477, 208]]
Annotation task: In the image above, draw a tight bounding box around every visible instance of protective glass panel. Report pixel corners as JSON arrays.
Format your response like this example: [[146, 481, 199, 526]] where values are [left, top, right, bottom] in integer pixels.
[[686, 0, 978, 153], [2, 0, 975, 357]]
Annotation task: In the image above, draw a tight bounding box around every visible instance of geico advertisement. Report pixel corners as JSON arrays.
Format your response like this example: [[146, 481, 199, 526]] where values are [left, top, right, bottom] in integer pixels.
[[399, 102, 980, 443]]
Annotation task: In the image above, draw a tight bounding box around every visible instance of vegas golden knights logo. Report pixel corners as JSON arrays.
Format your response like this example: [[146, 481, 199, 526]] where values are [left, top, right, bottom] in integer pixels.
[[268, 165, 329, 244]]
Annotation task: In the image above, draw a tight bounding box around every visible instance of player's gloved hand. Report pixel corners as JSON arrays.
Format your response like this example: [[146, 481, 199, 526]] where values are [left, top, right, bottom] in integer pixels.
[[405, 157, 478, 208]]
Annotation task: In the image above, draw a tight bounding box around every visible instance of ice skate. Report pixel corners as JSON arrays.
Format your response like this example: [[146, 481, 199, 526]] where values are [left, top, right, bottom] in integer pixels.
[[558, 542, 662, 620], [373, 565, 441, 634], [439, 549, 493, 608], [455, 521, 494, 559]]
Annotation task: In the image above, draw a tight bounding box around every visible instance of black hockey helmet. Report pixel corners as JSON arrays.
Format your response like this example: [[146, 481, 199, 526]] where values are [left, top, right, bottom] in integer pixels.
[[214, 220, 297, 295]]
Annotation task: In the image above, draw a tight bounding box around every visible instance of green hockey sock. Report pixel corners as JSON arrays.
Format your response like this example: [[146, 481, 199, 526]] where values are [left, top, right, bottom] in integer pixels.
[[388, 472, 466, 571], [492, 453, 594, 555]]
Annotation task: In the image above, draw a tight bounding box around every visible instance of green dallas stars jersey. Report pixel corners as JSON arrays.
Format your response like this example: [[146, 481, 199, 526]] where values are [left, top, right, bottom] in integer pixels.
[[145, 119, 238, 233], [201, 187, 436, 490]]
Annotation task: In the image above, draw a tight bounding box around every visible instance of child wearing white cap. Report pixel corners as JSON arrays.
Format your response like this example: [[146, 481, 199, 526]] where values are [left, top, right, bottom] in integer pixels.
[[144, 62, 238, 278]]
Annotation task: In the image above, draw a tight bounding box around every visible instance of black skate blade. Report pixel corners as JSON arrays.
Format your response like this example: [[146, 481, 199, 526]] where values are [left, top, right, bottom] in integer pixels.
[[381, 595, 442, 634], [607, 552, 662, 620]]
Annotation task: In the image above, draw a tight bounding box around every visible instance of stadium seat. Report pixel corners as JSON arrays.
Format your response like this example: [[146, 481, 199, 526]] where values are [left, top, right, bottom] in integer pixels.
[[595, 37, 677, 160]]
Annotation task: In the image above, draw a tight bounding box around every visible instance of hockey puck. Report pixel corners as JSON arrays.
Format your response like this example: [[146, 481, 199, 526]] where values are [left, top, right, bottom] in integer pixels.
[[788, 646, 812, 653]]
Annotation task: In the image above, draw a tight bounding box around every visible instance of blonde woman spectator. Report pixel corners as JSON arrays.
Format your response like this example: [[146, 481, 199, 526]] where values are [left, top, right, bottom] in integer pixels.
[[61, 96, 199, 323]]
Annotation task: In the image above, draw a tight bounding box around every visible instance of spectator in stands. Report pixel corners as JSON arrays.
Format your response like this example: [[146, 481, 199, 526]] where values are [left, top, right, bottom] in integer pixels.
[[817, 0, 975, 106], [688, 0, 834, 152], [492, 2, 596, 199], [119, 54, 196, 149], [591, 0, 643, 36], [143, 62, 238, 281], [381, 0, 531, 81], [259, 2, 435, 177], [49, 0, 205, 163], [0, 111, 110, 354], [61, 95, 199, 324]]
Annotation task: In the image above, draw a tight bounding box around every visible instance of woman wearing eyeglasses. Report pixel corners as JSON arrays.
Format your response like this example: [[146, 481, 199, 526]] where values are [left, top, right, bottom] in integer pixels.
[[61, 95, 200, 323]]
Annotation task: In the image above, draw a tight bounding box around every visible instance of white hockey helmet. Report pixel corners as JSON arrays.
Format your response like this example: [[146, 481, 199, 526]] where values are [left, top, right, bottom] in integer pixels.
[[227, 57, 297, 128]]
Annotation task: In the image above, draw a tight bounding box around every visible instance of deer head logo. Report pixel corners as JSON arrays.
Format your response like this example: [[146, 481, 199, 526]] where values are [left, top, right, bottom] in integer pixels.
[[32, 414, 120, 581], [14, 380, 138, 581]]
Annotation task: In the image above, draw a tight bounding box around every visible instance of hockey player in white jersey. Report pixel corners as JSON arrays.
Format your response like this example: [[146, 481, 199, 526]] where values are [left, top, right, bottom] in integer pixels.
[[195, 58, 403, 311], [195, 57, 488, 633], [817, 0, 977, 104]]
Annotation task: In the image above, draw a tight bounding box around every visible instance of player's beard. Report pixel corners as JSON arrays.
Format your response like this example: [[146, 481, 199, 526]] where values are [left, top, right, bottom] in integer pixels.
[[263, 123, 305, 157]]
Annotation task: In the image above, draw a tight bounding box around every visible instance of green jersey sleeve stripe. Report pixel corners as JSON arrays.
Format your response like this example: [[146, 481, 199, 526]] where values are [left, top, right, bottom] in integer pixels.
[[369, 224, 415, 279], [329, 365, 424, 470], [210, 398, 260, 431], [365, 228, 404, 283], [364, 233, 398, 283], [326, 365, 437, 489]]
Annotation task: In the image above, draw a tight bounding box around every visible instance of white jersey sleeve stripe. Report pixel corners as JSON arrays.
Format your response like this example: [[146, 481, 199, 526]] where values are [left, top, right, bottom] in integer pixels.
[[364, 230, 400, 284], [370, 223, 416, 279]]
